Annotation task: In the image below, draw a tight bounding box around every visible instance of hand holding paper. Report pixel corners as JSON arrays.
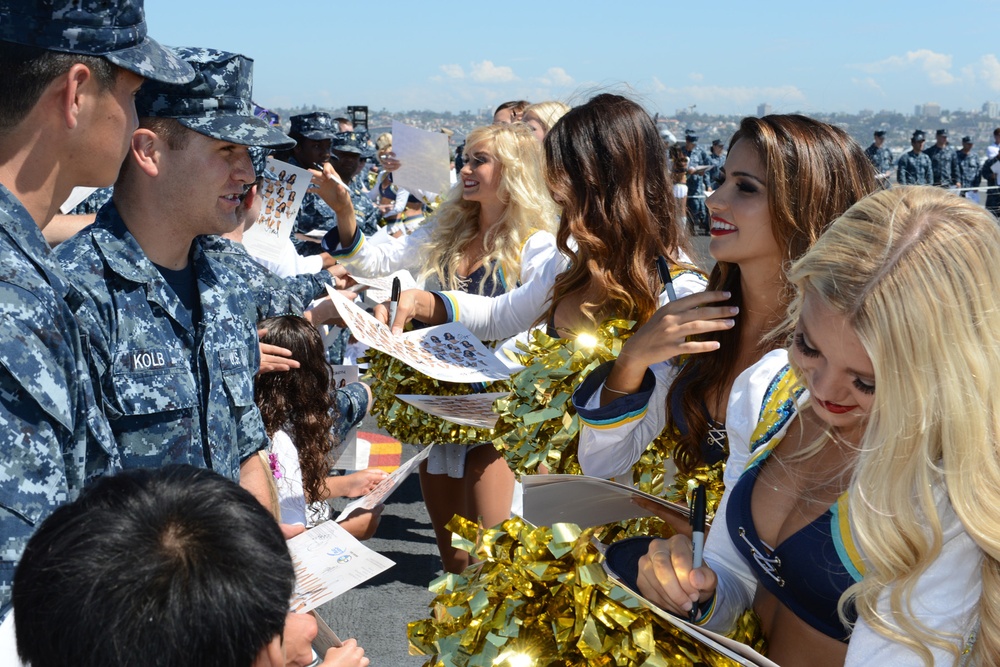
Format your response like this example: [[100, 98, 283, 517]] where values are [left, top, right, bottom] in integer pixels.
[[327, 286, 511, 383]]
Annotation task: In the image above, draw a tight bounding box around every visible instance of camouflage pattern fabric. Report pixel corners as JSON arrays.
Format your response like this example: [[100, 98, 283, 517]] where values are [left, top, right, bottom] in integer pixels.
[[287, 155, 339, 256], [330, 130, 380, 234], [864, 144, 894, 176], [331, 131, 367, 155], [136, 47, 294, 150], [55, 202, 267, 481], [0, 184, 119, 616], [897, 150, 933, 185], [248, 146, 274, 181], [332, 382, 370, 446], [0, 0, 193, 84], [349, 173, 381, 237], [705, 148, 726, 190], [925, 144, 958, 186], [683, 143, 711, 231], [201, 235, 334, 321], [290, 112, 337, 141], [69, 186, 114, 215], [956, 150, 982, 190]]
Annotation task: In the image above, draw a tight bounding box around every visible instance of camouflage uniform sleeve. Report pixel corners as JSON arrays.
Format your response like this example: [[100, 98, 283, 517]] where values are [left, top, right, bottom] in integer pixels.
[[0, 330, 71, 616], [233, 285, 269, 463], [0, 281, 111, 616], [330, 382, 369, 446], [282, 270, 333, 310], [292, 192, 338, 257]]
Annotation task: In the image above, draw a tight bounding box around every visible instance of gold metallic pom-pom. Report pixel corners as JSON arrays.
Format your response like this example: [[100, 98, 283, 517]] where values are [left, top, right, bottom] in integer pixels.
[[407, 517, 763, 666], [363, 348, 509, 446]]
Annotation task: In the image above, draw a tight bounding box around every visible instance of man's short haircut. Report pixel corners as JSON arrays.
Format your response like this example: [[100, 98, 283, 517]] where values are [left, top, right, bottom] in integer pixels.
[[139, 116, 192, 151], [115, 117, 191, 185], [13, 465, 295, 667], [0, 41, 118, 134]]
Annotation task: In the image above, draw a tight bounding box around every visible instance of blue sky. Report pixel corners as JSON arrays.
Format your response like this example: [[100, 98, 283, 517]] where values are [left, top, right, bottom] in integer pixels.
[[146, 1, 1000, 117]]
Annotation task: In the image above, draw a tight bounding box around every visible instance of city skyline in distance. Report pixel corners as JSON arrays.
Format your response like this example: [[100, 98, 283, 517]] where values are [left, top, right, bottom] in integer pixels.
[[147, 1, 1000, 119]]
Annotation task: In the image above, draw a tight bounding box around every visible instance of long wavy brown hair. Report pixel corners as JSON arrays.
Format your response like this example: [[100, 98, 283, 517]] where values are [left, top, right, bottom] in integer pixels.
[[542, 93, 690, 328], [667, 114, 880, 474], [255, 316, 338, 504]]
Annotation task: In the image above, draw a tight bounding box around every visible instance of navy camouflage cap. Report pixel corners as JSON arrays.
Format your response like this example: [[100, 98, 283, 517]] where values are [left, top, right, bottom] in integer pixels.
[[912, 130, 926, 142], [136, 47, 294, 150], [0, 0, 194, 84], [290, 112, 336, 141], [331, 131, 367, 155], [359, 132, 376, 160], [248, 146, 277, 181]]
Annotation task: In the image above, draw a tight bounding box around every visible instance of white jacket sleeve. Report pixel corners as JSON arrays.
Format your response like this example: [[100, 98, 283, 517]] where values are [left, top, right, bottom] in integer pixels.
[[573, 269, 708, 479], [328, 223, 433, 278], [436, 231, 564, 340], [844, 487, 981, 666], [575, 360, 676, 479]]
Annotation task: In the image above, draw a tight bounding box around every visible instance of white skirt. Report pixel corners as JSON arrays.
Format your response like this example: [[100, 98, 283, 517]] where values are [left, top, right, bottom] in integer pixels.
[[424, 441, 488, 478]]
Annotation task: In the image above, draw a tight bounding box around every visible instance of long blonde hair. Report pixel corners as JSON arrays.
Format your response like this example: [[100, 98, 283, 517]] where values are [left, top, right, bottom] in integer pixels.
[[522, 101, 570, 135], [420, 123, 557, 291], [787, 186, 1000, 665]]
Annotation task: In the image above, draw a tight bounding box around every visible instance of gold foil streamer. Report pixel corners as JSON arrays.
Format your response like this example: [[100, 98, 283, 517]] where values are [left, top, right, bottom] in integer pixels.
[[488, 320, 727, 544], [491, 320, 635, 476], [597, 454, 728, 545], [407, 517, 763, 666], [363, 348, 510, 446]]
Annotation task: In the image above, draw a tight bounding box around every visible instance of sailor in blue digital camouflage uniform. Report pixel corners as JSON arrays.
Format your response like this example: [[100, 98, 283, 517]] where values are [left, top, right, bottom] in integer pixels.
[[331, 131, 381, 236], [281, 111, 342, 256], [0, 0, 193, 626], [924, 128, 959, 187], [956, 136, 982, 196], [54, 48, 295, 502], [897, 129, 933, 185], [681, 130, 711, 235], [202, 146, 346, 323], [706, 139, 726, 190], [864, 130, 894, 182]]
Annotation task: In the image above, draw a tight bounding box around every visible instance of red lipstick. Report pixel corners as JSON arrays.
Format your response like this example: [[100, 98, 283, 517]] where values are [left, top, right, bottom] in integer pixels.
[[817, 399, 856, 415]]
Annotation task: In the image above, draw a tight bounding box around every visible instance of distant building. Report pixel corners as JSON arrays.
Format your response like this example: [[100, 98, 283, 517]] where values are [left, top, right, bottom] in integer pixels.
[[915, 103, 941, 118], [984, 101, 1000, 120], [757, 103, 772, 117]]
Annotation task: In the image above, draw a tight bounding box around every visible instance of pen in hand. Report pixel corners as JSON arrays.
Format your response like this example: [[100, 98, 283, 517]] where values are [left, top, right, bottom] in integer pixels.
[[656, 255, 678, 302], [689, 484, 707, 622], [389, 277, 401, 330]]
